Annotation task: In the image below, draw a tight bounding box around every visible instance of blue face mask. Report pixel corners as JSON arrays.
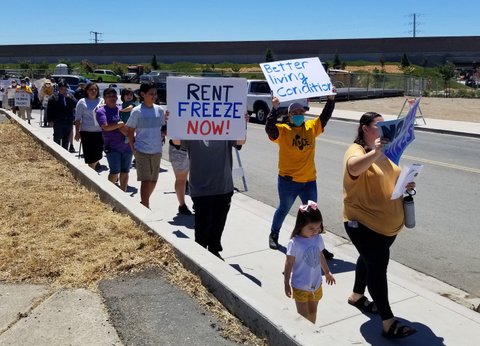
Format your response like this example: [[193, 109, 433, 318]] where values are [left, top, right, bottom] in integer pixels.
[[292, 114, 305, 127]]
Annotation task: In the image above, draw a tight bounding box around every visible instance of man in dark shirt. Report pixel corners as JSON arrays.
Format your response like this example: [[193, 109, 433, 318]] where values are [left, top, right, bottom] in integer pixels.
[[47, 81, 77, 150]]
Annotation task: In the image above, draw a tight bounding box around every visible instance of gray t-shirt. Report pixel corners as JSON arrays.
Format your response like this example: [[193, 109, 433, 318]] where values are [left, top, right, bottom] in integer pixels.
[[126, 104, 165, 154], [183, 140, 237, 197]]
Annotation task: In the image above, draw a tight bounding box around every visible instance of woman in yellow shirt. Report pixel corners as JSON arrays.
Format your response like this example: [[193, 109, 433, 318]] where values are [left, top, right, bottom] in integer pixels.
[[343, 112, 417, 339]]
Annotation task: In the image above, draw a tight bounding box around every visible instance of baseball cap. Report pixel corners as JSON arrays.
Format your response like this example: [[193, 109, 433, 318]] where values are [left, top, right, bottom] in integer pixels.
[[288, 102, 305, 113]]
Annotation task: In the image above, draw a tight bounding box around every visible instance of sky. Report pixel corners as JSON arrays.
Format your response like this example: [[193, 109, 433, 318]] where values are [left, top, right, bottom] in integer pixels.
[[2, 0, 479, 45]]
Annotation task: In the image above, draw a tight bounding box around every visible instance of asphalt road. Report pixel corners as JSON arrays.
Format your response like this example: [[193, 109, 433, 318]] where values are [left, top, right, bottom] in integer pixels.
[[237, 119, 480, 299]]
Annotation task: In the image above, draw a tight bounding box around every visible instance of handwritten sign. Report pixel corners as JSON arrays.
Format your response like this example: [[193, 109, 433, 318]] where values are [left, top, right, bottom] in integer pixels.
[[166, 76, 247, 140], [7, 88, 16, 99], [378, 98, 420, 164], [14, 91, 31, 107], [260, 57, 334, 102]]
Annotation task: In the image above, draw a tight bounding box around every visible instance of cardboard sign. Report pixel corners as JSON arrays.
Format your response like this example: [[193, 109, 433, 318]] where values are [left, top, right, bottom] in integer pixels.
[[14, 91, 31, 107], [166, 76, 247, 140], [378, 98, 420, 165], [260, 57, 334, 102], [7, 88, 16, 99]]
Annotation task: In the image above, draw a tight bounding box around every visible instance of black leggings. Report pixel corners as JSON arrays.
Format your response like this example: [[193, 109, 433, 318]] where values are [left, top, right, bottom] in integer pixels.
[[344, 221, 396, 320], [191, 192, 233, 253]]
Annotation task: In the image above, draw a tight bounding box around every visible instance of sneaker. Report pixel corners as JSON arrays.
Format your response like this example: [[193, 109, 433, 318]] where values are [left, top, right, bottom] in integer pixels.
[[269, 233, 279, 250], [69, 145, 76, 153], [323, 248, 334, 260], [178, 204, 192, 215]]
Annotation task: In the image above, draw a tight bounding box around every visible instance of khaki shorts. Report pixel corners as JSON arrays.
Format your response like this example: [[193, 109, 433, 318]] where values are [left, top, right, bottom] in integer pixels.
[[292, 286, 323, 303], [134, 150, 162, 181], [168, 143, 189, 172]]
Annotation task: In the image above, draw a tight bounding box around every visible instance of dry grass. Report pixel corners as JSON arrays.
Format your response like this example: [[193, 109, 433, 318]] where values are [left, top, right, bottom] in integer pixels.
[[0, 120, 266, 345]]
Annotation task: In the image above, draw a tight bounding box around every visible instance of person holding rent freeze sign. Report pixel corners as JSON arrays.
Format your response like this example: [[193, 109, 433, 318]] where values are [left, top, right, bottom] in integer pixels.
[[168, 77, 248, 260]]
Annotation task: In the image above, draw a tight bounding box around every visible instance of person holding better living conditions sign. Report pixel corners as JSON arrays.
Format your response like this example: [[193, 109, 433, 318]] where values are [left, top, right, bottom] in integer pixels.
[[266, 89, 336, 259]]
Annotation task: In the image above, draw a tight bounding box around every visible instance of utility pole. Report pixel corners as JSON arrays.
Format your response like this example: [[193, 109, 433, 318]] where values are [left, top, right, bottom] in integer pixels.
[[90, 31, 103, 44], [409, 13, 421, 38]]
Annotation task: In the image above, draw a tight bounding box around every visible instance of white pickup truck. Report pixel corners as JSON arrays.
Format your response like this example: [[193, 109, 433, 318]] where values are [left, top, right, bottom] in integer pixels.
[[246, 79, 309, 124]]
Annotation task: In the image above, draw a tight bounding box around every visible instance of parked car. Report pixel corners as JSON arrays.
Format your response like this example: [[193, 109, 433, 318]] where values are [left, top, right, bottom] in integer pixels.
[[246, 80, 309, 124], [50, 75, 90, 92], [139, 71, 175, 103], [84, 69, 121, 83], [466, 78, 479, 88], [121, 72, 140, 83]]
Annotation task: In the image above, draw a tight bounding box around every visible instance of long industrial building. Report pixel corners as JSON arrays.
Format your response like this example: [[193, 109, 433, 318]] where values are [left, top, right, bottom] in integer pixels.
[[0, 36, 479, 67]]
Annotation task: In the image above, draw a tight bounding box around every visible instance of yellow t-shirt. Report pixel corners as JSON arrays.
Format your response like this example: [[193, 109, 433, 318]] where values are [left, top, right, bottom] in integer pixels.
[[273, 117, 323, 182], [343, 143, 404, 236]]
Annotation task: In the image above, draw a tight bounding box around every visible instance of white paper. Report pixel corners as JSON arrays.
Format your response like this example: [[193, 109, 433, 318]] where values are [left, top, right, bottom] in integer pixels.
[[391, 163, 423, 200]]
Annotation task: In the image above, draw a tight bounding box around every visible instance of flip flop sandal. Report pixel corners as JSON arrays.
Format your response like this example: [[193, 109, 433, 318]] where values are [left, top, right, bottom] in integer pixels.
[[348, 296, 378, 314], [382, 320, 417, 339]]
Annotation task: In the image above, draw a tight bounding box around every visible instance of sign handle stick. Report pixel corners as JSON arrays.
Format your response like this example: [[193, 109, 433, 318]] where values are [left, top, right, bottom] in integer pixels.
[[234, 147, 248, 192]]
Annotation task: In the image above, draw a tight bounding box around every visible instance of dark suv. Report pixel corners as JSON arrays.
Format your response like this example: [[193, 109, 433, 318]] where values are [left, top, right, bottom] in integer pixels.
[[138, 71, 175, 103], [51, 75, 90, 91]]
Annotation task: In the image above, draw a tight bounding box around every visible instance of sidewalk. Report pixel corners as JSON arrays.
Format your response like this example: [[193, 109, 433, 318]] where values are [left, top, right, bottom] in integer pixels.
[[1, 108, 480, 345], [310, 104, 480, 138]]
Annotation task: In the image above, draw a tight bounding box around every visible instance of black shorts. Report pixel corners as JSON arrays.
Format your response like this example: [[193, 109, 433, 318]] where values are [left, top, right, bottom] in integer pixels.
[[80, 131, 104, 164]]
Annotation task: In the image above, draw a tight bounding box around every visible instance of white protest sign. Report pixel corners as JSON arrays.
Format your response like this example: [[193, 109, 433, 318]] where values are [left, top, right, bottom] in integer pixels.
[[260, 57, 334, 102], [166, 76, 247, 140], [7, 88, 16, 99], [14, 91, 31, 107]]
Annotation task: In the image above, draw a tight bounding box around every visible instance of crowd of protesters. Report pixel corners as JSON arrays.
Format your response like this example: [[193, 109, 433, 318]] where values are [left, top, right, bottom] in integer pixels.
[[1, 76, 419, 338]]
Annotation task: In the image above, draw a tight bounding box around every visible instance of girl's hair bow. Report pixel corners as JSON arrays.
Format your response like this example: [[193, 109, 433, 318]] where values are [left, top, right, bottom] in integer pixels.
[[299, 200, 317, 212]]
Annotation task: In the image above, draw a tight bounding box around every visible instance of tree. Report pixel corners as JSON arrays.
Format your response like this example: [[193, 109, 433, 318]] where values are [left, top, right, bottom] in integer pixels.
[[19, 59, 31, 69], [421, 57, 428, 69], [37, 61, 49, 70], [437, 62, 456, 97], [333, 53, 342, 69], [151, 54, 158, 70], [80, 59, 95, 73], [231, 65, 240, 77], [401, 53, 410, 68], [265, 48, 275, 62], [112, 61, 125, 76], [379, 57, 386, 73]]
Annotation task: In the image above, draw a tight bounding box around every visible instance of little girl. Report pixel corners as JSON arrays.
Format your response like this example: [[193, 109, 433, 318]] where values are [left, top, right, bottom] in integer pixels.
[[284, 200, 336, 323], [120, 88, 137, 144], [120, 88, 137, 123]]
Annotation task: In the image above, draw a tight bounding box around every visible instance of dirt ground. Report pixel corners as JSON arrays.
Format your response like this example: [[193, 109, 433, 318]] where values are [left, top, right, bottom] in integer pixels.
[[0, 120, 265, 345], [330, 96, 480, 123]]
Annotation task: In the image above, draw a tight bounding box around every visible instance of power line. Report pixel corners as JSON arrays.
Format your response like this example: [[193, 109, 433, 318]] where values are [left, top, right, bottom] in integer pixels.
[[90, 31, 103, 44]]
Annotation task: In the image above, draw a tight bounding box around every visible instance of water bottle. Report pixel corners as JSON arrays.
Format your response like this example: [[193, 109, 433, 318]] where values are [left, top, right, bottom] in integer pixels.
[[403, 195, 415, 228]]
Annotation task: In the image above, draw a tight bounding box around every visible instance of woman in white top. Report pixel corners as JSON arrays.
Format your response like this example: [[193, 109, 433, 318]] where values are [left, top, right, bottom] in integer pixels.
[[74, 82, 103, 170]]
